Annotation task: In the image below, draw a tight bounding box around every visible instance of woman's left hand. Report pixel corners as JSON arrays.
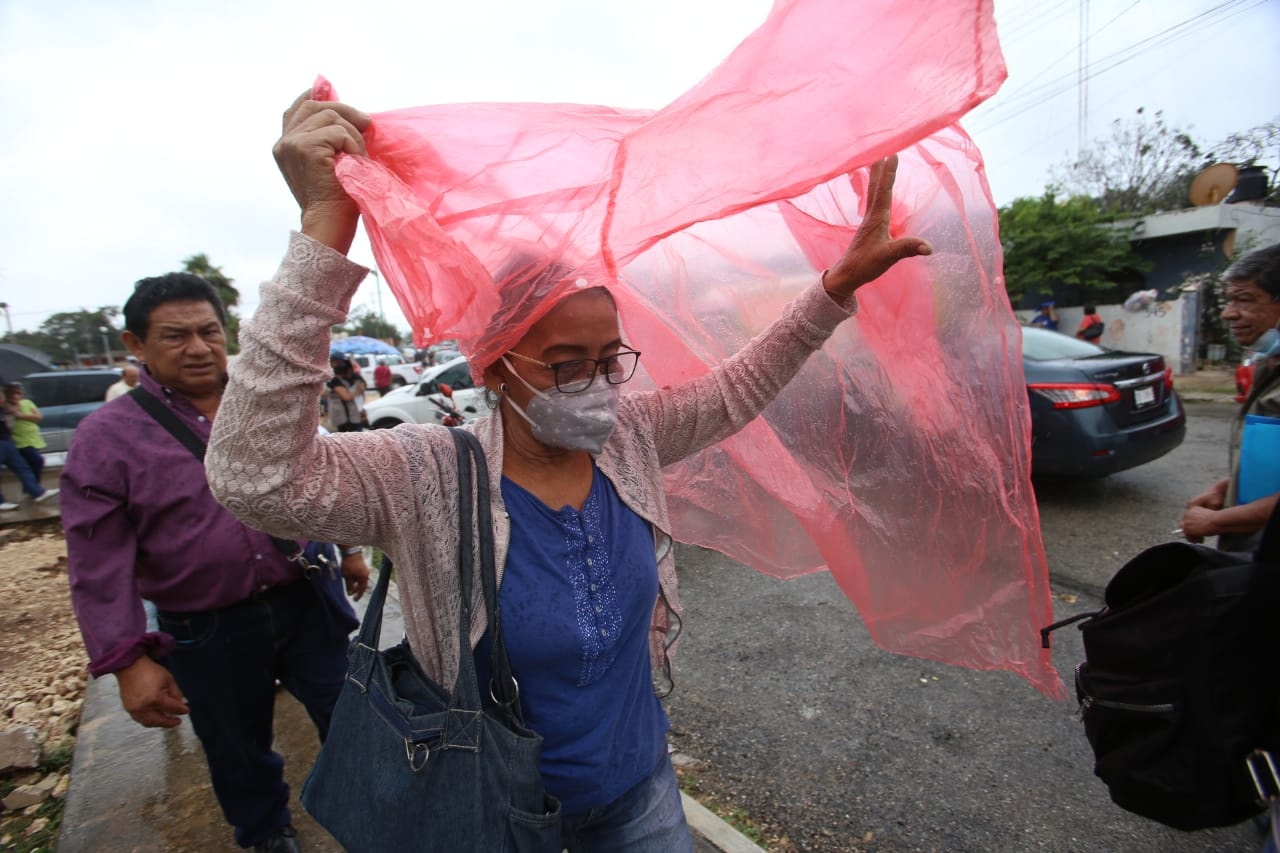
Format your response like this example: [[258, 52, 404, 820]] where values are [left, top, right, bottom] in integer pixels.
[[822, 155, 932, 300]]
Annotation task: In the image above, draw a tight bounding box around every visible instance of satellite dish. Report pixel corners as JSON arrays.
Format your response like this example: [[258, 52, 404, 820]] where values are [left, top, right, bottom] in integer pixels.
[[1189, 163, 1238, 206]]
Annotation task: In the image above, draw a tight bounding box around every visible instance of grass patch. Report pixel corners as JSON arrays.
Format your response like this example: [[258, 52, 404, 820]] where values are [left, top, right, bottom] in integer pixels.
[[677, 768, 769, 847]]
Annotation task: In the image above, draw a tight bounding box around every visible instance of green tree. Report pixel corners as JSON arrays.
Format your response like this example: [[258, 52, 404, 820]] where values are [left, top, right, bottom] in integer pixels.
[[998, 190, 1148, 304], [341, 308, 401, 347], [1204, 117, 1280, 205], [24, 307, 123, 365], [1050, 108, 1203, 216], [182, 253, 241, 351]]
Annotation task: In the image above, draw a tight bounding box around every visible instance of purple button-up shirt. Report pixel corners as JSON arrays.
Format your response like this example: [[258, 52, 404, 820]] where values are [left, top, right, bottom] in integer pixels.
[[61, 369, 303, 676]]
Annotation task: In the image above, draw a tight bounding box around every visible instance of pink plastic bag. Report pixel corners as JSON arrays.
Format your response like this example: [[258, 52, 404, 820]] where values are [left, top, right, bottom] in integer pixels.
[[319, 0, 1063, 696]]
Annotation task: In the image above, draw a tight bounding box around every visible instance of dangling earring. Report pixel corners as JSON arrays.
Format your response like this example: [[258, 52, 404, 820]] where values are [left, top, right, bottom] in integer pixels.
[[498, 383, 509, 395]]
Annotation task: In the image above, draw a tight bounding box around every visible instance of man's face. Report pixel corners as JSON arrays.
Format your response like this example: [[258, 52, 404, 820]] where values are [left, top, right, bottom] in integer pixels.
[[1222, 279, 1280, 348], [122, 366, 139, 386], [331, 359, 351, 377], [123, 300, 227, 398]]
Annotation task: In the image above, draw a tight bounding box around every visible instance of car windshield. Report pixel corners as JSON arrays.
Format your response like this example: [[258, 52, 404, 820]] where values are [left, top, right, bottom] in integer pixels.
[[1021, 327, 1105, 361], [419, 361, 473, 394]]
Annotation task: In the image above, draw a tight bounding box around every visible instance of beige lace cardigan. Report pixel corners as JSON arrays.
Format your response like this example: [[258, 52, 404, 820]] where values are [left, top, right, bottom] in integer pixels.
[[207, 232, 855, 692]]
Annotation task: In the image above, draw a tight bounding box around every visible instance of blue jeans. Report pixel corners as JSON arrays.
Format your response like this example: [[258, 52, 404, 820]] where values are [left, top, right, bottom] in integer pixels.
[[156, 580, 349, 848], [0, 438, 43, 499], [561, 752, 693, 853], [16, 446, 43, 482]]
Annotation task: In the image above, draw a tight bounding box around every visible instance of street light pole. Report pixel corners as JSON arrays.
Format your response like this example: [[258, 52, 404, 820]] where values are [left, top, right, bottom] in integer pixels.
[[98, 326, 112, 366]]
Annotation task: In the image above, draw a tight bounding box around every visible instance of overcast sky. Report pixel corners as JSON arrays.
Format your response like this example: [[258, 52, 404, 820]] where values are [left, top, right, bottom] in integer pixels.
[[1, 0, 1276, 340]]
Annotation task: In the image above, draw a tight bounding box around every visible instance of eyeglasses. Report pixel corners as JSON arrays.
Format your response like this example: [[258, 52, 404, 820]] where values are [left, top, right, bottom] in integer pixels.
[[504, 349, 641, 393]]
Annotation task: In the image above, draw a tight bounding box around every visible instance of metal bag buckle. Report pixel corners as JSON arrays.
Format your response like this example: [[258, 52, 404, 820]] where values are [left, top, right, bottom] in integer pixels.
[[1246, 750, 1280, 805]]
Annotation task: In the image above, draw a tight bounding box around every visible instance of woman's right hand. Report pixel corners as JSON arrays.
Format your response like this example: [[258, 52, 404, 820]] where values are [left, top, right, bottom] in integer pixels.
[[272, 89, 372, 254]]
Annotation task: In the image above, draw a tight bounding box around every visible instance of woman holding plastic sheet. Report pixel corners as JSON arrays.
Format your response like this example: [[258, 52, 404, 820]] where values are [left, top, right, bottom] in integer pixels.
[[207, 91, 930, 851]]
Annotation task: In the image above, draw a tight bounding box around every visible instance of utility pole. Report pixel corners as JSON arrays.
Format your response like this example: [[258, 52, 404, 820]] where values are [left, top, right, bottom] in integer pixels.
[[370, 268, 386, 339], [98, 326, 113, 366], [1077, 0, 1089, 157], [0, 302, 11, 340]]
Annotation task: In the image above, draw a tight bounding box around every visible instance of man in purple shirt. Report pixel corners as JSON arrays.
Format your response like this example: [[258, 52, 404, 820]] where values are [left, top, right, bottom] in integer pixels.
[[61, 273, 369, 853]]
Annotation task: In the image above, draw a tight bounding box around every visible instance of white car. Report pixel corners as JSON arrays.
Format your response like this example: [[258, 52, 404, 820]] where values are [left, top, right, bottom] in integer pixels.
[[348, 353, 422, 388], [363, 356, 487, 428]]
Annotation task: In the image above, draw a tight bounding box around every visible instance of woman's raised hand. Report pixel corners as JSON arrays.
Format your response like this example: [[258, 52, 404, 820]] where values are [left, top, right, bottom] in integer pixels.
[[272, 89, 372, 254], [822, 155, 932, 300]]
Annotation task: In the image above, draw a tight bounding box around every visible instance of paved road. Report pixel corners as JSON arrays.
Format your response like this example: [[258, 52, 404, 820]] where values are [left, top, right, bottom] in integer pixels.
[[663, 400, 1261, 852]]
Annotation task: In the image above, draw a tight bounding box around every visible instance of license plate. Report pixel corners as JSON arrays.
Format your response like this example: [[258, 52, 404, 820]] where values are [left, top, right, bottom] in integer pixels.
[[1134, 386, 1156, 407]]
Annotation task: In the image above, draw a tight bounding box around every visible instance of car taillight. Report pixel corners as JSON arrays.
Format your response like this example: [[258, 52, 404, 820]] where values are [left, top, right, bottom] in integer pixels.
[[1028, 383, 1121, 409], [1164, 367, 1174, 392]]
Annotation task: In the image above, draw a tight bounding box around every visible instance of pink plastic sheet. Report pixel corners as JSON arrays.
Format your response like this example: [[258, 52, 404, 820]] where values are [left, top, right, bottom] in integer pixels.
[[319, 0, 1062, 696]]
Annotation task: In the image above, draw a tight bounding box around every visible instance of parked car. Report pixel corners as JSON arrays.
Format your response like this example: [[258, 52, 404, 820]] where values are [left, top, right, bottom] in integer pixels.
[[1022, 328, 1185, 477], [346, 353, 422, 388], [364, 357, 485, 428], [20, 368, 123, 454]]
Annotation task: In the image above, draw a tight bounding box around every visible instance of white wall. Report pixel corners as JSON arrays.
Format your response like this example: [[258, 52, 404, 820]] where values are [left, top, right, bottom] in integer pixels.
[[1015, 297, 1187, 372]]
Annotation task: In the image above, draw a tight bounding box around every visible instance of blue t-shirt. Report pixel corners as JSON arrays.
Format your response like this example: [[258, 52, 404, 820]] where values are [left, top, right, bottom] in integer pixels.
[[475, 465, 668, 813]]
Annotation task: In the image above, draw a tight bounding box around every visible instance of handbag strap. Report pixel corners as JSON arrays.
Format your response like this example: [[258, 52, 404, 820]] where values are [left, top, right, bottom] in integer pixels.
[[127, 387, 318, 571], [450, 429, 523, 719]]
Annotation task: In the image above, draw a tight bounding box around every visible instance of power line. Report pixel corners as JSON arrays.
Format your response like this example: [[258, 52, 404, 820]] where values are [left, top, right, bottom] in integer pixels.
[[1000, 0, 1144, 106], [970, 0, 1263, 135]]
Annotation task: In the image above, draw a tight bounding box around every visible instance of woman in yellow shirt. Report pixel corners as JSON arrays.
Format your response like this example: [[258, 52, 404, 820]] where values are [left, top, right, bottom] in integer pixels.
[[5, 382, 46, 481]]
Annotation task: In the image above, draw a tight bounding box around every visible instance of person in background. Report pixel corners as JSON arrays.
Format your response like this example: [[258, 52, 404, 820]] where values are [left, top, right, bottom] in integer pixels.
[[0, 378, 57, 511], [104, 364, 141, 401], [372, 358, 392, 398], [1076, 304, 1104, 340], [325, 354, 367, 431], [1029, 300, 1059, 331], [5, 382, 47, 483], [1181, 242, 1280, 552], [61, 273, 369, 853]]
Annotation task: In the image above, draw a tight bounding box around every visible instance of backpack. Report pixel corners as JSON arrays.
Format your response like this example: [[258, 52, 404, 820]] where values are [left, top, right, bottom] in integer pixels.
[[1081, 318, 1104, 340], [1042, 503, 1280, 830]]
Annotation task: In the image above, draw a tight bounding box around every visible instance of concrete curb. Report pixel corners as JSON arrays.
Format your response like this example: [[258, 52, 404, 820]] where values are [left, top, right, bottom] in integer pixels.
[[1179, 392, 1238, 404], [682, 792, 768, 853]]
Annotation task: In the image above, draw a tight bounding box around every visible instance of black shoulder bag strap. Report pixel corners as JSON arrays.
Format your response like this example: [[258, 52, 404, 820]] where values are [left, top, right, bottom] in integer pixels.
[[451, 427, 523, 721], [127, 386, 324, 576]]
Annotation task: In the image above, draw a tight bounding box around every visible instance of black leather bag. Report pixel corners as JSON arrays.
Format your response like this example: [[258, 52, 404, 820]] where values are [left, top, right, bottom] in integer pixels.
[[1043, 503, 1280, 830], [301, 429, 561, 852]]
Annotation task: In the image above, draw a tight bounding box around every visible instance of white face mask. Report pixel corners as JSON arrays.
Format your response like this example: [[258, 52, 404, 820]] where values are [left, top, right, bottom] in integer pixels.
[[500, 357, 620, 454]]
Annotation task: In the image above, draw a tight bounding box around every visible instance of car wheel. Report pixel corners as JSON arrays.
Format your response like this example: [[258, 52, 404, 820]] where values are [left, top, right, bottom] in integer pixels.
[[372, 418, 402, 430], [391, 376, 407, 388]]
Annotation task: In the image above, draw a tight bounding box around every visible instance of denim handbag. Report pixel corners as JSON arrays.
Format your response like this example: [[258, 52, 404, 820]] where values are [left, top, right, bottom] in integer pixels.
[[301, 429, 562, 852]]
